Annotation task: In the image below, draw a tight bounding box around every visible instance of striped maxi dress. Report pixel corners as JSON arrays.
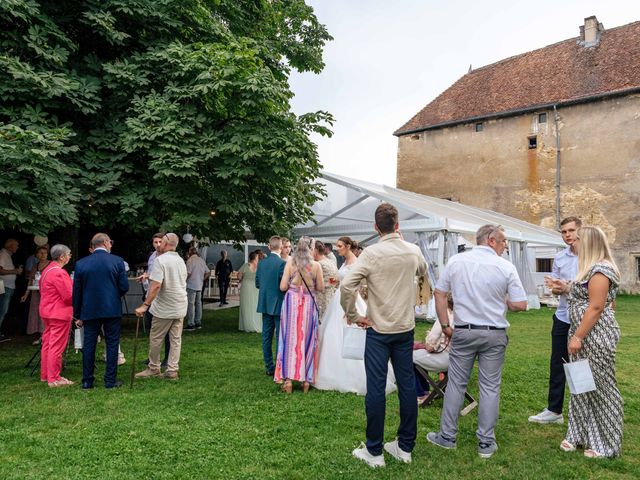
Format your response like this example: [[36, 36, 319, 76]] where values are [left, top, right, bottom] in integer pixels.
[[566, 262, 623, 457], [274, 269, 319, 384]]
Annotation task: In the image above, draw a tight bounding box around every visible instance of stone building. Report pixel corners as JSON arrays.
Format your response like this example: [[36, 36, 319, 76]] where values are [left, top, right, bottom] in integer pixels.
[[395, 16, 640, 291]]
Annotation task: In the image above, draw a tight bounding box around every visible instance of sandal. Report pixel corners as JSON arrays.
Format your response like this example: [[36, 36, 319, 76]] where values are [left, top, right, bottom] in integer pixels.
[[560, 439, 576, 452], [48, 377, 75, 388], [584, 449, 604, 458]]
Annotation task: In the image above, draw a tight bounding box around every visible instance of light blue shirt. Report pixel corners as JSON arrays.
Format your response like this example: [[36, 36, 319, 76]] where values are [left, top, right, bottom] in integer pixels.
[[552, 247, 578, 324], [436, 246, 527, 328]]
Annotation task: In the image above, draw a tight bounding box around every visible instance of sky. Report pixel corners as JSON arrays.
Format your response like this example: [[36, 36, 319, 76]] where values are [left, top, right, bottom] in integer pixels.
[[289, 0, 640, 186]]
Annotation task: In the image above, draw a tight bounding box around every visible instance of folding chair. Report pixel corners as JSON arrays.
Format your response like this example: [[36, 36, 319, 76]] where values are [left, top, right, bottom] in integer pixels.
[[415, 364, 477, 416]]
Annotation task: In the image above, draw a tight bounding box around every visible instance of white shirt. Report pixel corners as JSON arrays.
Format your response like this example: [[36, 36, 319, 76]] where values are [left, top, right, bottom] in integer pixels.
[[186, 254, 209, 291], [551, 247, 578, 324], [326, 251, 337, 266], [149, 251, 187, 319], [436, 246, 527, 328], [0, 248, 17, 289]]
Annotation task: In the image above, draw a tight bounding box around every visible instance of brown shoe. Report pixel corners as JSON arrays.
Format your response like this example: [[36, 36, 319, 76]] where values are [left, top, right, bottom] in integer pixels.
[[135, 367, 161, 379], [163, 370, 179, 380]]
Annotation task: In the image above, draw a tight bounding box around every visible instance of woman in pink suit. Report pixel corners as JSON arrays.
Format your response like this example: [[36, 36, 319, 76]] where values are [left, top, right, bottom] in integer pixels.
[[39, 244, 74, 387]]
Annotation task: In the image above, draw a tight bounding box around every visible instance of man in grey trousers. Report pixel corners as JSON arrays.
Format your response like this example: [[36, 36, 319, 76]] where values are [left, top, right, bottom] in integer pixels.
[[426, 224, 527, 458]]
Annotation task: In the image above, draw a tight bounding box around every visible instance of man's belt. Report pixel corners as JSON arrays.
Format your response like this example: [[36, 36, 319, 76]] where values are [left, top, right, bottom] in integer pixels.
[[454, 324, 506, 331]]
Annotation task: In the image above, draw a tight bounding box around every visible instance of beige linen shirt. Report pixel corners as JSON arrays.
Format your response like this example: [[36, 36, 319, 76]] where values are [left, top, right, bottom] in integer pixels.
[[149, 251, 188, 319], [341, 232, 427, 334]]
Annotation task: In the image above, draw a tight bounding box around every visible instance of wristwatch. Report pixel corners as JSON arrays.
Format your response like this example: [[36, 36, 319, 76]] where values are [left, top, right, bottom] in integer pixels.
[[440, 323, 450, 328]]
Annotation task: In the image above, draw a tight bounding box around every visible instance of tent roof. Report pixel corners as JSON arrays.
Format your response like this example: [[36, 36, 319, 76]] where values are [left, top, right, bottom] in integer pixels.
[[293, 171, 564, 247]]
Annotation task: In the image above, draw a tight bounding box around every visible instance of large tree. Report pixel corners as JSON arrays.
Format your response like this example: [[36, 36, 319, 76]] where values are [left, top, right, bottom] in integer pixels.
[[0, 0, 332, 240]]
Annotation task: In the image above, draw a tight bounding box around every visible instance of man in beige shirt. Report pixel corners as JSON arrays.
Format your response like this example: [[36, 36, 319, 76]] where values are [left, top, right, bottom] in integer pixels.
[[135, 233, 188, 380], [342, 203, 427, 468]]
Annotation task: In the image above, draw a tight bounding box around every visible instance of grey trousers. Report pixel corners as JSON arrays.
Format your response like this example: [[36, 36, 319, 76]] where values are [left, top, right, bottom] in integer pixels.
[[439, 327, 508, 444]]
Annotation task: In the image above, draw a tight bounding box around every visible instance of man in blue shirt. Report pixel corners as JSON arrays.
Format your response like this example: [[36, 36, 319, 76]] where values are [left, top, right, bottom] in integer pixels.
[[528, 217, 581, 424]]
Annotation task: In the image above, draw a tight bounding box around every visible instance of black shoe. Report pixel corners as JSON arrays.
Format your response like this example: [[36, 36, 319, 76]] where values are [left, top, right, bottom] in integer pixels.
[[219, 303, 223, 307], [105, 381, 124, 389], [81, 382, 94, 390], [223, 301, 229, 305], [266, 370, 275, 376], [195, 324, 202, 330], [0, 334, 11, 343], [184, 325, 196, 331]]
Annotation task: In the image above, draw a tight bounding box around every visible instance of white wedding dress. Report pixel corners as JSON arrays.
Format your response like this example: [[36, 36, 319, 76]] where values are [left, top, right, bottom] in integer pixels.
[[313, 263, 396, 395]]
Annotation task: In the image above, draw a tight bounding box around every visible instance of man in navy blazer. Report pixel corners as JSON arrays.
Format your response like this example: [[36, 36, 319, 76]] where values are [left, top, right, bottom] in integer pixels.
[[73, 233, 129, 389], [255, 236, 286, 376]]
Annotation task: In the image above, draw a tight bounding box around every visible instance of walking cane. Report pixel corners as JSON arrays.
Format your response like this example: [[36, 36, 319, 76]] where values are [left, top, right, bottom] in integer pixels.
[[130, 312, 142, 389]]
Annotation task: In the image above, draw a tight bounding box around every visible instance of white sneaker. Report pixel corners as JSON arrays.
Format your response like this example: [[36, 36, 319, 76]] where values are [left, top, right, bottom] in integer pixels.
[[528, 408, 563, 424], [383, 439, 412, 464], [352, 443, 385, 468]]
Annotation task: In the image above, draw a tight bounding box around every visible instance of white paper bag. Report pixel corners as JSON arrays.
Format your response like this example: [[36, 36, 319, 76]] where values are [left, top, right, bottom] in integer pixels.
[[74, 327, 84, 350], [563, 359, 596, 394], [342, 325, 367, 360]]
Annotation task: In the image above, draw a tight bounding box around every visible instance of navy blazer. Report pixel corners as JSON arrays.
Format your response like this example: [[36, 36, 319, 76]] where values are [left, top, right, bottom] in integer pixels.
[[73, 249, 129, 320], [255, 252, 286, 316]]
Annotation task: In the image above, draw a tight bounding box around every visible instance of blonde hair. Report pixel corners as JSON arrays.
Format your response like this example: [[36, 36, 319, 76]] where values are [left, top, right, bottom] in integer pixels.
[[575, 226, 620, 282], [292, 236, 314, 271]]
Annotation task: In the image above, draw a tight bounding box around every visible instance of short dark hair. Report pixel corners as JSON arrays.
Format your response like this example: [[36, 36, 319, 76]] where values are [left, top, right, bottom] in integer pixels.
[[188, 247, 198, 256], [375, 203, 398, 234], [560, 216, 582, 227], [152, 232, 164, 240], [249, 251, 258, 262]]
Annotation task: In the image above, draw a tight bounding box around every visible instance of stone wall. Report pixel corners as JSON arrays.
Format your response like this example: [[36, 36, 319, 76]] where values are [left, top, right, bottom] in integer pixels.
[[396, 94, 640, 291]]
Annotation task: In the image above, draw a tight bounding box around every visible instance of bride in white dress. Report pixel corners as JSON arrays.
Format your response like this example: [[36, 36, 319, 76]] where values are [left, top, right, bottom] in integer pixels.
[[314, 237, 396, 395]]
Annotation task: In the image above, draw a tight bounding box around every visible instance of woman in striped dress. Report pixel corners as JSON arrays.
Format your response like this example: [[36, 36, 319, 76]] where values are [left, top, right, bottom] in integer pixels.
[[274, 237, 324, 393], [552, 226, 622, 458]]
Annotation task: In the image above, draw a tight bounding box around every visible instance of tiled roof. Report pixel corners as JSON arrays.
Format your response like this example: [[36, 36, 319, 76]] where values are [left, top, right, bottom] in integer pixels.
[[395, 20, 640, 135]]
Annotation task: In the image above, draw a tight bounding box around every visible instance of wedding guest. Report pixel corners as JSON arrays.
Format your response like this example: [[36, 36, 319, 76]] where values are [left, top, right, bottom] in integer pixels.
[[254, 249, 267, 261], [427, 225, 527, 459], [73, 233, 129, 389], [551, 226, 622, 458], [238, 252, 262, 332], [324, 242, 337, 266], [215, 250, 233, 307], [275, 237, 324, 393], [256, 236, 286, 376], [413, 294, 454, 404], [529, 216, 581, 424], [280, 237, 292, 261], [312, 241, 338, 318], [343, 203, 427, 467], [353, 243, 363, 257], [39, 244, 74, 387], [0, 239, 23, 342], [185, 247, 210, 331], [21, 245, 49, 344], [135, 233, 188, 380]]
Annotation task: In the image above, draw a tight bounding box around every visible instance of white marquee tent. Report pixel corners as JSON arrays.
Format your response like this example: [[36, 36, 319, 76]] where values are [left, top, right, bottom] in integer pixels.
[[293, 171, 565, 310]]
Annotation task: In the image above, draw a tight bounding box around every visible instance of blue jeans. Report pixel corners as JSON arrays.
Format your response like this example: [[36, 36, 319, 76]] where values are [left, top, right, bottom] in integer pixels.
[[0, 287, 15, 332], [186, 288, 202, 326], [82, 317, 121, 387], [261, 313, 280, 373], [365, 328, 417, 455]]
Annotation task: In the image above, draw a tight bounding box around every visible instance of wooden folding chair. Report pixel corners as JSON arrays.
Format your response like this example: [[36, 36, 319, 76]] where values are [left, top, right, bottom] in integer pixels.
[[415, 364, 477, 416]]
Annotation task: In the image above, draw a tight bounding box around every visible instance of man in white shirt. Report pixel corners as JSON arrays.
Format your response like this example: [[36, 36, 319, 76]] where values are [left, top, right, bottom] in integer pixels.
[[0, 239, 23, 342], [528, 217, 581, 425], [324, 242, 338, 266], [427, 225, 527, 459], [184, 247, 210, 330], [135, 233, 187, 380]]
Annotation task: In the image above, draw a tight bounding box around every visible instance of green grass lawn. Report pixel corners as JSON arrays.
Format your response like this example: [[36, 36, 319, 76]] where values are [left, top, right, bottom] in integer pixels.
[[1, 297, 638, 479]]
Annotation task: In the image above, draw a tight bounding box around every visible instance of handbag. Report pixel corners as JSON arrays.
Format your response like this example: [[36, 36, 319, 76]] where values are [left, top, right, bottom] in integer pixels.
[[342, 325, 367, 360], [74, 327, 84, 350], [563, 358, 596, 394]]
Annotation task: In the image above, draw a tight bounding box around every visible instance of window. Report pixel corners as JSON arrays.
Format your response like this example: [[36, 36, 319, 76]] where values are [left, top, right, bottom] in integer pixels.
[[475, 122, 483, 132], [410, 134, 420, 140], [538, 112, 547, 123], [528, 136, 537, 149], [536, 258, 553, 272]]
